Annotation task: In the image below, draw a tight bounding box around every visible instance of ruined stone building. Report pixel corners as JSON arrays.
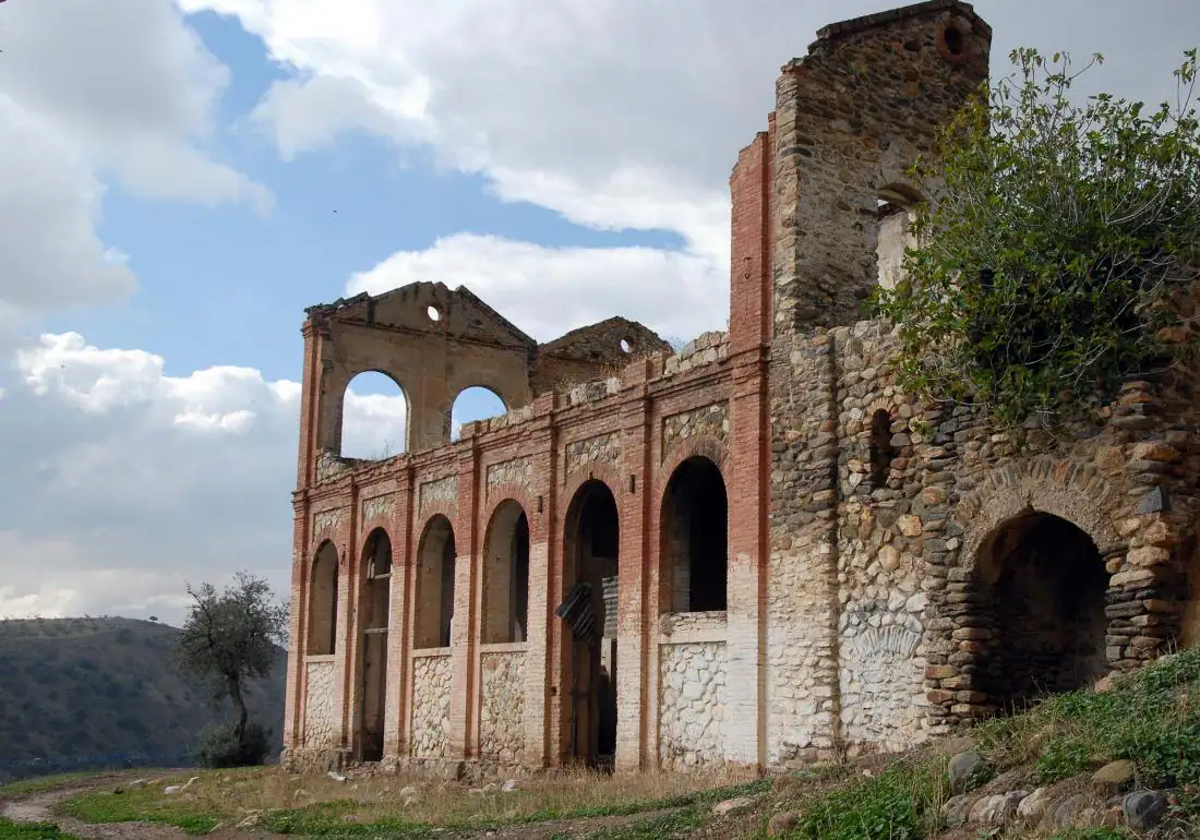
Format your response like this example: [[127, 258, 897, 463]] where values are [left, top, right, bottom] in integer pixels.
[[282, 0, 1200, 775]]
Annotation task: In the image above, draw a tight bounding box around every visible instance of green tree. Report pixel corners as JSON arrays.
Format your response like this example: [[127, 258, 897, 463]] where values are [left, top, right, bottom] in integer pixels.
[[873, 47, 1200, 429], [178, 572, 287, 765]]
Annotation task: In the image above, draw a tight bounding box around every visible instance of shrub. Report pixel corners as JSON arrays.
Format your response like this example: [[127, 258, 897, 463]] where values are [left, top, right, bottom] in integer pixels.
[[192, 722, 271, 769]]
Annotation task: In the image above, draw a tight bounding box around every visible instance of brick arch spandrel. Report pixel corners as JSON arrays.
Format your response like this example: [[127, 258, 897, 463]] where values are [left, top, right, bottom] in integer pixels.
[[655, 435, 729, 496]]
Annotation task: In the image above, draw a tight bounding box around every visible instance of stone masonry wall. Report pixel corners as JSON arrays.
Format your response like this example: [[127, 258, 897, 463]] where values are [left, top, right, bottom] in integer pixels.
[[478, 651, 526, 765], [304, 659, 338, 748], [658, 641, 727, 771], [767, 1, 992, 763], [411, 654, 451, 758]]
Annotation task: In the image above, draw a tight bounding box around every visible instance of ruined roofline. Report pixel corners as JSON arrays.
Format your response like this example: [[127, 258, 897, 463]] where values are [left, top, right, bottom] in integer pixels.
[[538, 315, 672, 357], [813, 0, 990, 44], [301, 280, 538, 349]]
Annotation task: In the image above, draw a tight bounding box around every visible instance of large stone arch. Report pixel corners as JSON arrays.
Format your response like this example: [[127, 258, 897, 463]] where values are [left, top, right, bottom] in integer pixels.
[[923, 456, 1181, 730]]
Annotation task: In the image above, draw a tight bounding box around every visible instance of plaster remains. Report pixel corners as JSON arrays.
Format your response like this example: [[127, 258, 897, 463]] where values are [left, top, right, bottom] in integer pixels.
[[281, 0, 1200, 776]]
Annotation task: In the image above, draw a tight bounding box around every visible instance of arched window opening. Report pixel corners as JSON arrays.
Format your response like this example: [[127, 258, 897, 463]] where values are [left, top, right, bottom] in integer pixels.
[[342, 371, 408, 459], [662, 457, 728, 613], [362, 529, 392, 631], [308, 541, 339, 655], [450, 386, 507, 442], [875, 185, 922, 291], [359, 529, 392, 761], [560, 480, 620, 766], [972, 512, 1109, 713], [415, 516, 457, 649], [483, 501, 531, 644], [868, 409, 895, 489]]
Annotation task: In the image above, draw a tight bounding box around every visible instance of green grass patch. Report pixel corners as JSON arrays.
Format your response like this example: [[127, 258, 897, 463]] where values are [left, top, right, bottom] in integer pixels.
[[779, 757, 948, 840], [0, 773, 109, 797], [0, 817, 85, 840], [261, 800, 431, 837], [57, 787, 218, 836], [974, 648, 1200, 788], [554, 806, 706, 840]]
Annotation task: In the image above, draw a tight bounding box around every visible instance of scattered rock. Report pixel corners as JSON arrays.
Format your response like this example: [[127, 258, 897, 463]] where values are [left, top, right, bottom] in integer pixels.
[[327, 771, 347, 783], [1092, 760, 1136, 795], [941, 794, 973, 828], [1050, 794, 1088, 828], [767, 811, 798, 836], [1123, 790, 1168, 831], [947, 751, 989, 794], [163, 785, 183, 795], [1094, 674, 1117, 693], [128, 779, 147, 788], [712, 795, 756, 816], [501, 779, 518, 793], [399, 784, 420, 806], [236, 811, 263, 829], [1017, 787, 1050, 822]]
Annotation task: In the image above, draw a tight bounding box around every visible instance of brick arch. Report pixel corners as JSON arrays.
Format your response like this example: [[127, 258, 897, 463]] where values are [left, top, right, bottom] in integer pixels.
[[482, 486, 538, 538], [416, 501, 458, 541], [309, 512, 346, 558], [358, 522, 396, 564], [560, 462, 623, 514], [954, 457, 1127, 565], [656, 434, 727, 495]]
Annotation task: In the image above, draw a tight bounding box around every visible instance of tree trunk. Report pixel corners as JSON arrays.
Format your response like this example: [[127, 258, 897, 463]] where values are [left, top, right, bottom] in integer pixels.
[[228, 675, 248, 742]]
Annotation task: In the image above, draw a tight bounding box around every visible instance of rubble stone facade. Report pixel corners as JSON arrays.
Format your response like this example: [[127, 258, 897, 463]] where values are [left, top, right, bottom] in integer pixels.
[[281, 0, 1200, 776]]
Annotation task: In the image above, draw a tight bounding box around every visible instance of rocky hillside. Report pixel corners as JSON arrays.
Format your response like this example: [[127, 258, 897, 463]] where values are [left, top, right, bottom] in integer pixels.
[[0, 617, 285, 782]]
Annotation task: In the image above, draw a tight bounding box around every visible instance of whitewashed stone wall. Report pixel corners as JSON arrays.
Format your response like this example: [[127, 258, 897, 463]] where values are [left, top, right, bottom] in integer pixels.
[[304, 659, 338, 747], [839, 609, 926, 749], [478, 651, 526, 764], [411, 654, 451, 757], [658, 641, 726, 770]]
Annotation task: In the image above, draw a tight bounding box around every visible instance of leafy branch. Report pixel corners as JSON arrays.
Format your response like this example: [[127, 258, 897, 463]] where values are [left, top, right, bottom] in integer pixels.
[[872, 47, 1200, 430]]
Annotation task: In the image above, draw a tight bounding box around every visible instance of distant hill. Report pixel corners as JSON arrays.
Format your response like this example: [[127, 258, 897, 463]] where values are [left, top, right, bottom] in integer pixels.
[[0, 617, 286, 781]]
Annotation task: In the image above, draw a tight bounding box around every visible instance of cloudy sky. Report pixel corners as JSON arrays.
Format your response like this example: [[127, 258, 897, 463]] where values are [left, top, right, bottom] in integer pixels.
[[0, 0, 1197, 625]]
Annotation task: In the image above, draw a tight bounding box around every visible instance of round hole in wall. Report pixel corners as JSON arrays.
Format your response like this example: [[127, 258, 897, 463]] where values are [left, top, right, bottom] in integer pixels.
[[426, 305, 442, 323], [619, 338, 632, 354]]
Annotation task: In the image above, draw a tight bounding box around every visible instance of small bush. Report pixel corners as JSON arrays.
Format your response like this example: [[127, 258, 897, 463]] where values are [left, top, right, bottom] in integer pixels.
[[192, 722, 270, 769]]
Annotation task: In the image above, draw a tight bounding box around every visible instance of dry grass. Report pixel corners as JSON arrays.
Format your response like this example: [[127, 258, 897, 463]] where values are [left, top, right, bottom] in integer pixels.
[[61, 763, 761, 834]]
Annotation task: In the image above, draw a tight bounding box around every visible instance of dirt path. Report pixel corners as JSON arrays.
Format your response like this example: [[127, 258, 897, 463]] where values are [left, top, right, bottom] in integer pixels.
[[1, 775, 284, 840], [1, 775, 695, 840]]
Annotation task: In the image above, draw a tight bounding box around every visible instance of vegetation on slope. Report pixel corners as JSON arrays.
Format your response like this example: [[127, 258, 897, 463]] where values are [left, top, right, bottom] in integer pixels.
[[0, 617, 284, 781]]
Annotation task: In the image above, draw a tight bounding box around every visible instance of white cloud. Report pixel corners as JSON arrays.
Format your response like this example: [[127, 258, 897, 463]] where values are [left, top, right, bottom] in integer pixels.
[[0, 332, 410, 623], [0, 0, 270, 212], [348, 233, 726, 343]]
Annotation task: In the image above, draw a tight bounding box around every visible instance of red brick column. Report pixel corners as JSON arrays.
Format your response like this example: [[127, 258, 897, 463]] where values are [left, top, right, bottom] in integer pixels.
[[522, 397, 557, 767], [331, 507, 355, 753], [385, 470, 414, 757], [616, 365, 652, 772], [448, 437, 481, 758], [725, 122, 773, 768], [283, 492, 310, 751]]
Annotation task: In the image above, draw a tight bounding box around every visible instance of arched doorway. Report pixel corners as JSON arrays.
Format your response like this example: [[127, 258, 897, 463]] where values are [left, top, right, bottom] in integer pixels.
[[483, 501, 530, 644], [559, 480, 619, 768], [308, 541, 339, 655], [971, 511, 1110, 712], [661, 456, 728, 613], [415, 516, 457, 649], [358, 528, 392, 761]]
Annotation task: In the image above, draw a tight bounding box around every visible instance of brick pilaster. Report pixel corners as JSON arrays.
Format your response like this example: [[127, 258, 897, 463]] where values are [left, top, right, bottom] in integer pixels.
[[448, 437, 481, 757], [616, 364, 652, 771], [385, 469, 414, 757], [283, 493, 309, 751], [522, 395, 557, 767]]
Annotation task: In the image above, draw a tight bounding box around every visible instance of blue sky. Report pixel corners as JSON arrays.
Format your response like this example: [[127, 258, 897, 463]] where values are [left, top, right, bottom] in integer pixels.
[[0, 0, 1197, 622]]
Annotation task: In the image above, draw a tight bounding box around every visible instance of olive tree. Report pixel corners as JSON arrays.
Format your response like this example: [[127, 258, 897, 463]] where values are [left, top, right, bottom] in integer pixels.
[[873, 47, 1200, 429], [178, 571, 288, 767]]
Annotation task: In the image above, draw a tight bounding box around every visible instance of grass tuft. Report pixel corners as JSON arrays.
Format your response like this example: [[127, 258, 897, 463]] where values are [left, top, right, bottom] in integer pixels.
[[0, 818, 84, 840]]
